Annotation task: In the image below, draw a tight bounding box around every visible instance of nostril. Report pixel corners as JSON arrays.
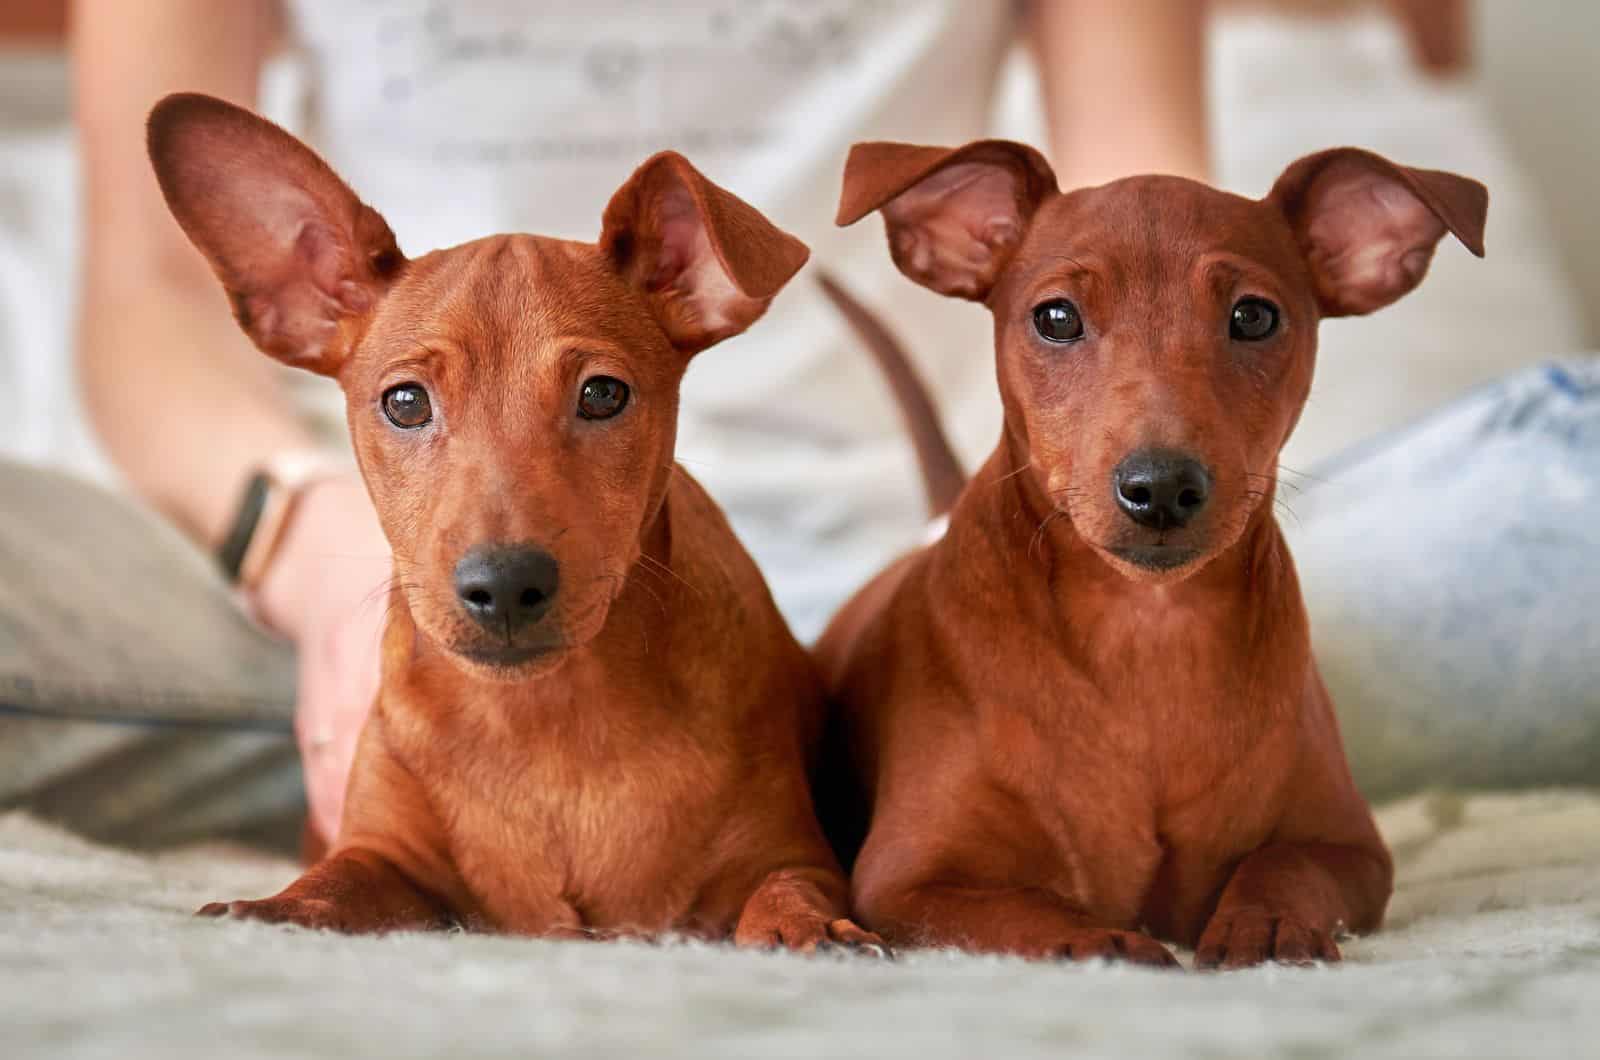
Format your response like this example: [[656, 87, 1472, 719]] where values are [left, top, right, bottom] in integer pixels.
[[454, 546, 560, 631], [1114, 449, 1213, 529]]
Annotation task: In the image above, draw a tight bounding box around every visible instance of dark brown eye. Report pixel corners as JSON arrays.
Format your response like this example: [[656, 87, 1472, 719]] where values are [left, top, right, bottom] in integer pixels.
[[382, 384, 432, 428], [1230, 298, 1280, 341], [1032, 299, 1085, 344], [578, 376, 630, 420]]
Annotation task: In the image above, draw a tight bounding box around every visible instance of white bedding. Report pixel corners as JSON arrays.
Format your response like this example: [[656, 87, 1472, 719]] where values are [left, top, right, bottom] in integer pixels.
[[4, 789, 1597, 1059]]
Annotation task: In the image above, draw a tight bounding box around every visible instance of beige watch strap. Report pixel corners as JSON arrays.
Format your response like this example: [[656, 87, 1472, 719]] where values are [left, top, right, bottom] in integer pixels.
[[235, 451, 349, 593]]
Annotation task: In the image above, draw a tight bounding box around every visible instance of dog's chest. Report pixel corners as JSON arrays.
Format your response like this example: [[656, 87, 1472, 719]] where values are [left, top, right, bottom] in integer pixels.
[[980, 608, 1308, 919], [422, 699, 754, 935]]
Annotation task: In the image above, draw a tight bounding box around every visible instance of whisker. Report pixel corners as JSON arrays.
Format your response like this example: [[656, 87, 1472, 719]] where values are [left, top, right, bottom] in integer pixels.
[[633, 577, 668, 618], [1029, 509, 1066, 564], [989, 462, 1034, 487], [1243, 470, 1301, 495], [637, 552, 702, 598], [599, 569, 667, 620], [1277, 464, 1328, 486], [583, 578, 652, 654]]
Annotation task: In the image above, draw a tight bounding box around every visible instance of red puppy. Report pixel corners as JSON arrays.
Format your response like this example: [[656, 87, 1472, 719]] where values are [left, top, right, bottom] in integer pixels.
[[817, 140, 1486, 968], [149, 93, 881, 953]]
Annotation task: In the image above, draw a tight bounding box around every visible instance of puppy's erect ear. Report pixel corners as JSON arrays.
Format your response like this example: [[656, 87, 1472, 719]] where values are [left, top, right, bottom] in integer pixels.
[[1269, 147, 1487, 318], [600, 152, 809, 355], [835, 140, 1058, 302], [147, 93, 404, 376]]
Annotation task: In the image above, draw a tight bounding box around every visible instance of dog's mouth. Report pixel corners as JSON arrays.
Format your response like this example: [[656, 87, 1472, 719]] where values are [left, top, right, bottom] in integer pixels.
[[441, 589, 618, 679], [454, 639, 563, 670], [1107, 542, 1204, 572], [446, 634, 580, 682]]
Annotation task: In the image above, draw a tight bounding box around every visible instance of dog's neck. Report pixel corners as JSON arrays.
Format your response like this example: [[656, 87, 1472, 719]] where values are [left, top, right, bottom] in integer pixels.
[[926, 432, 1313, 722]]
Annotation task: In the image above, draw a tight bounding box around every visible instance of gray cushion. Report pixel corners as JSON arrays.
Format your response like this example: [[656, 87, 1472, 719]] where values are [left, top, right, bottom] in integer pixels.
[[0, 460, 293, 728], [0, 460, 299, 848]]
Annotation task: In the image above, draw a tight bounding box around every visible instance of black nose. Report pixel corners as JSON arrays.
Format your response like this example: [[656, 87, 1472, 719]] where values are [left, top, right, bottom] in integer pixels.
[[453, 546, 560, 633], [1113, 450, 1212, 530]]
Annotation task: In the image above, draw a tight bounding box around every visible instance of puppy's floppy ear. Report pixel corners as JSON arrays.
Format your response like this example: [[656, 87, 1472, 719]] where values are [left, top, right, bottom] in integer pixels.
[[1269, 147, 1487, 318], [147, 93, 405, 376], [600, 152, 810, 355], [836, 140, 1057, 302]]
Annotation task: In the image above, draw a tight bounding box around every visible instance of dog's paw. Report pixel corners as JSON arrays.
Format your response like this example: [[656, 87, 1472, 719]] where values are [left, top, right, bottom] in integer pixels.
[[737, 913, 892, 959], [1194, 908, 1340, 970], [1050, 928, 1181, 969], [196, 896, 349, 932], [817, 917, 893, 960]]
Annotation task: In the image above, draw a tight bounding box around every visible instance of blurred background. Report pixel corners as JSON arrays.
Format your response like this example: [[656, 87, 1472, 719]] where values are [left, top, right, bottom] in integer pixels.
[[0, 0, 1595, 481], [3, 1, 1600, 486]]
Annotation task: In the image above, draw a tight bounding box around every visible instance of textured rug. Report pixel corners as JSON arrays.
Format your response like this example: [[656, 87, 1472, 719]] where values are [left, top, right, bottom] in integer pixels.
[[3, 789, 1597, 1059]]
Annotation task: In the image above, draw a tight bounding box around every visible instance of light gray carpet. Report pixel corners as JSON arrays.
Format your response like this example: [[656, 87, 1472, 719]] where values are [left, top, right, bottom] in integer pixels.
[[3, 789, 1598, 1059]]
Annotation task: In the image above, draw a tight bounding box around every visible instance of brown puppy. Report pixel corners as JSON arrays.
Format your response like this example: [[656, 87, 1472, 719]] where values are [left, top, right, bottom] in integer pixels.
[[816, 140, 1486, 968], [149, 93, 881, 953]]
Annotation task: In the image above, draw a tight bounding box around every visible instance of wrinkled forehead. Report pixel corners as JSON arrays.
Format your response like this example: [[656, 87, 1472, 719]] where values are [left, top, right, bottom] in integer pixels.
[[1009, 177, 1309, 294], [351, 234, 661, 376]]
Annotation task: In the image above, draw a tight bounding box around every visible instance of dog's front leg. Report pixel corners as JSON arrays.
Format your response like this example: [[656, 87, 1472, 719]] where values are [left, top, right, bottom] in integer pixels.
[[1194, 839, 1392, 969], [1197, 681, 1392, 969], [197, 846, 453, 934], [1203, 682, 1388, 973], [199, 715, 465, 935]]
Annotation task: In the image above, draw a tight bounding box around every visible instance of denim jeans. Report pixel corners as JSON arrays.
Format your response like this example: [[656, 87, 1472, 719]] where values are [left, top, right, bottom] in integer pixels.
[[1, 360, 1595, 848], [1288, 358, 1600, 798]]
